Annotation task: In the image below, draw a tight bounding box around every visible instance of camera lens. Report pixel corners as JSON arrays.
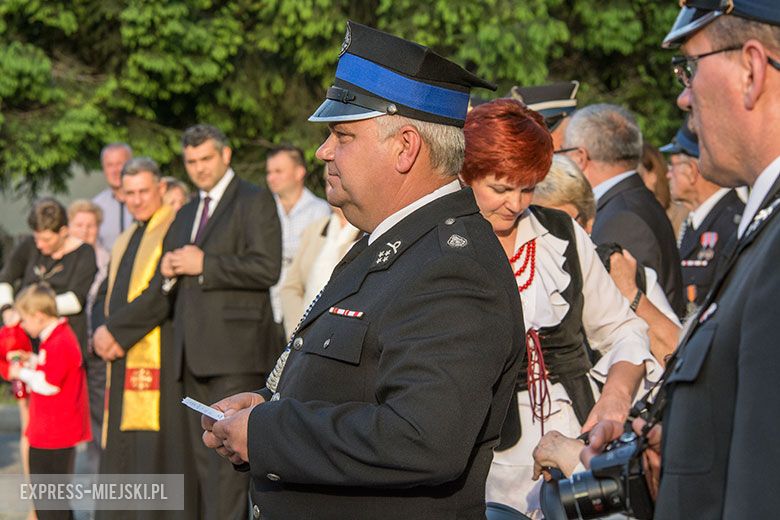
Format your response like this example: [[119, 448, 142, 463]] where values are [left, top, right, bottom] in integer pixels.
[[558, 470, 622, 519]]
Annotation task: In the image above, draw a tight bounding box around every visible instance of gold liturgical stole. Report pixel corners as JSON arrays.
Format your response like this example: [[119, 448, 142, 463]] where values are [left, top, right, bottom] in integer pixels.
[[103, 204, 174, 442]]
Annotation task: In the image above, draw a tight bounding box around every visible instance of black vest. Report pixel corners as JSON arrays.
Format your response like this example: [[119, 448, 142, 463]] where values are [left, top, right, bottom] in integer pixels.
[[498, 206, 595, 450]]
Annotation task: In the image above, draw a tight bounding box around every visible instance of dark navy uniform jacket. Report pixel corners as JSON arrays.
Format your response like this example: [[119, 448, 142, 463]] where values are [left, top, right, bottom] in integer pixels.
[[247, 187, 524, 519], [657, 175, 780, 519], [678, 189, 744, 312]]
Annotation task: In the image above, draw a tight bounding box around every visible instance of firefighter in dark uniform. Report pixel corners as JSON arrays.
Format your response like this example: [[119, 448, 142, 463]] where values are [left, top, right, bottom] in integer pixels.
[[661, 117, 744, 315], [200, 21, 526, 520]]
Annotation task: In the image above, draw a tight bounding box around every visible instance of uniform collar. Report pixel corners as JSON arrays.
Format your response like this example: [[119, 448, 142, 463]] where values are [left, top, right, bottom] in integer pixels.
[[738, 155, 780, 238], [690, 188, 730, 230], [369, 180, 461, 245]]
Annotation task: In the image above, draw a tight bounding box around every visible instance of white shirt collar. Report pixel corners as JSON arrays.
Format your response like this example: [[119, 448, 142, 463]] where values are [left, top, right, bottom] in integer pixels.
[[199, 168, 235, 208], [369, 180, 461, 245], [592, 170, 637, 203], [39, 318, 65, 343], [690, 188, 730, 230], [738, 155, 780, 238]]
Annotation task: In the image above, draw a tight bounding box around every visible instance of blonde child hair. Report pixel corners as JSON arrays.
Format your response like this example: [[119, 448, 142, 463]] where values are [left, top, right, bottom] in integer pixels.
[[15, 283, 58, 318]]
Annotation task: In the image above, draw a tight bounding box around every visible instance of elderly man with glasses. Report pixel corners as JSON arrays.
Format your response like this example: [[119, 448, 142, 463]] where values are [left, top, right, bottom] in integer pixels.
[[582, 1, 780, 518]]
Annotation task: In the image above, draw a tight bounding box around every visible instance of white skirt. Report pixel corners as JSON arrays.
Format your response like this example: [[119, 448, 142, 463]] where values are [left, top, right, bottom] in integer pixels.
[[485, 381, 599, 518]]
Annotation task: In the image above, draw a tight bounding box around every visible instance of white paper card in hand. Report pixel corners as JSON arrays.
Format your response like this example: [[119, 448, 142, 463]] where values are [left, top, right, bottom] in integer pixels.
[[182, 396, 225, 421]]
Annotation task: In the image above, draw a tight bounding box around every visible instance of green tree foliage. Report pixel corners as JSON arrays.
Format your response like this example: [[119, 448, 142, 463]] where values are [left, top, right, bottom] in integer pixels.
[[0, 0, 683, 194]]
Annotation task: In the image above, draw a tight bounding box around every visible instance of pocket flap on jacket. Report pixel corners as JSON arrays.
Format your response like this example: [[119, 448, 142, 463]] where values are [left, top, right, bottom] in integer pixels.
[[301, 313, 367, 365], [666, 322, 717, 384]]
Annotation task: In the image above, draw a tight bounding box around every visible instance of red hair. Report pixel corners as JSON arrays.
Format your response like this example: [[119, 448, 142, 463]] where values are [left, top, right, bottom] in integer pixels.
[[462, 98, 553, 187]]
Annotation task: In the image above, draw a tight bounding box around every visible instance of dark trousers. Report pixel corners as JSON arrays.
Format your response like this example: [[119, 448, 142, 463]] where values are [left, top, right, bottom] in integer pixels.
[[183, 366, 264, 520], [29, 446, 75, 520], [84, 352, 106, 472]]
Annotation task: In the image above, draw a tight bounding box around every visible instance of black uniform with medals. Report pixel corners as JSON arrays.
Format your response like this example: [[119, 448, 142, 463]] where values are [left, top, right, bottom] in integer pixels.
[[249, 188, 522, 519], [678, 189, 743, 311], [241, 22, 523, 520]]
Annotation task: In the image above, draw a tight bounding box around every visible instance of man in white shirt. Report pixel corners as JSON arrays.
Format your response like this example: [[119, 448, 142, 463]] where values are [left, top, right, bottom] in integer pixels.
[[92, 143, 133, 249], [265, 145, 330, 328]]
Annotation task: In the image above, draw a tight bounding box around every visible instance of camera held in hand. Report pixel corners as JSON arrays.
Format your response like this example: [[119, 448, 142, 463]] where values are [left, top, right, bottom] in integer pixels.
[[540, 429, 654, 520]]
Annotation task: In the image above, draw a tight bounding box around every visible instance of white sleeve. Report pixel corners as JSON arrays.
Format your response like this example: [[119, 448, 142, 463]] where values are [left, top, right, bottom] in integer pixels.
[[643, 267, 682, 326], [572, 222, 661, 384], [17, 367, 61, 396], [55, 291, 82, 316], [0, 282, 13, 307]]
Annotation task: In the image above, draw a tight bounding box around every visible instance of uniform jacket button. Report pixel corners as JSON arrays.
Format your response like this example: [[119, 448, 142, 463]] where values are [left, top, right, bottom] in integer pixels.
[[267, 473, 281, 481], [293, 337, 304, 350], [252, 504, 261, 518]]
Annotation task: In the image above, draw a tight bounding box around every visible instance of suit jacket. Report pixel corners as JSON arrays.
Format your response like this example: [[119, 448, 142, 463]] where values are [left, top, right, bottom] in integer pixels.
[[656, 175, 780, 519], [106, 175, 282, 378], [592, 173, 685, 317], [246, 187, 524, 519], [679, 189, 744, 309]]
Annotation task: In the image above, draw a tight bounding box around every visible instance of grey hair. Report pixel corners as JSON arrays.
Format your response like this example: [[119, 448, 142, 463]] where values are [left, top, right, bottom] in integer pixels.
[[100, 142, 132, 161], [707, 15, 780, 54], [564, 104, 643, 168], [533, 155, 596, 225], [121, 157, 162, 179], [374, 115, 465, 178]]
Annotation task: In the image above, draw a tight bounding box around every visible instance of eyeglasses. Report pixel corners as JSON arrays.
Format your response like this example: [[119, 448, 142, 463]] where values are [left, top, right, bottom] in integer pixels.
[[554, 147, 579, 155], [672, 45, 780, 88]]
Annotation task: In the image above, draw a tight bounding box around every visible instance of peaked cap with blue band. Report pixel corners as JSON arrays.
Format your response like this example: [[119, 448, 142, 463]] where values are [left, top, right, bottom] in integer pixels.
[[660, 117, 700, 158], [309, 21, 496, 127], [663, 0, 780, 48]]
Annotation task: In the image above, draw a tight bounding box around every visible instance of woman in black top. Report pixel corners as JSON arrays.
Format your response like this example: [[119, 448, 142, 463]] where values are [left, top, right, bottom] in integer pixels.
[[0, 198, 98, 355]]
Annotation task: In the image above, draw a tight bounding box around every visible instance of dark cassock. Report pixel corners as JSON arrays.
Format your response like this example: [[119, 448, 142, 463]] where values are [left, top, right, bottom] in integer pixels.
[[94, 203, 195, 520]]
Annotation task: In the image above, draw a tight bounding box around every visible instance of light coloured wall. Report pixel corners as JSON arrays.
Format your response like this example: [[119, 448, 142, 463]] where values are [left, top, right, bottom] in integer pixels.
[[0, 166, 106, 237]]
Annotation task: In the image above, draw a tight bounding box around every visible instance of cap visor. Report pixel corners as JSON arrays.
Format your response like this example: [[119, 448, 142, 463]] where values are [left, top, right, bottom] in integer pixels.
[[308, 99, 385, 123], [659, 143, 683, 154], [662, 8, 723, 48]]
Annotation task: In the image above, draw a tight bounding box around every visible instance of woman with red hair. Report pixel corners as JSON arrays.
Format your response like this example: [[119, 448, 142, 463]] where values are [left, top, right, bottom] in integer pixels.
[[461, 99, 657, 517]]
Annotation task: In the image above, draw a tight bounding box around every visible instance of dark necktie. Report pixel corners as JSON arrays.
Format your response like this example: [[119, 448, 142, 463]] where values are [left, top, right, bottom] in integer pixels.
[[194, 196, 211, 243]]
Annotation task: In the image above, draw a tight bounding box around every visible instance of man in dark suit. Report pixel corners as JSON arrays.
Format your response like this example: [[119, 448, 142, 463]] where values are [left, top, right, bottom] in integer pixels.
[[96, 125, 282, 520], [661, 118, 744, 316], [563, 104, 685, 317], [583, 1, 780, 517], [201, 22, 524, 520], [162, 125, 282, 519]]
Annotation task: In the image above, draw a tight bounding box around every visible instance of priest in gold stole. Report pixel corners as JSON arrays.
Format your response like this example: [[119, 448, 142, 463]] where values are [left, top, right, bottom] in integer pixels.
[[92, 157, 194, 519]]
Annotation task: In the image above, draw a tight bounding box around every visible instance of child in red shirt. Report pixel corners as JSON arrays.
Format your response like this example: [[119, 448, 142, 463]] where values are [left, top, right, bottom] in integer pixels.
[[8, 283, 91, 520]]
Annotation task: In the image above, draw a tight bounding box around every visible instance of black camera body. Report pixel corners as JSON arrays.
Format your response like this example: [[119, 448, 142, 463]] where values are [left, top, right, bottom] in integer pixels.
[[540, 431, 654, 520]]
